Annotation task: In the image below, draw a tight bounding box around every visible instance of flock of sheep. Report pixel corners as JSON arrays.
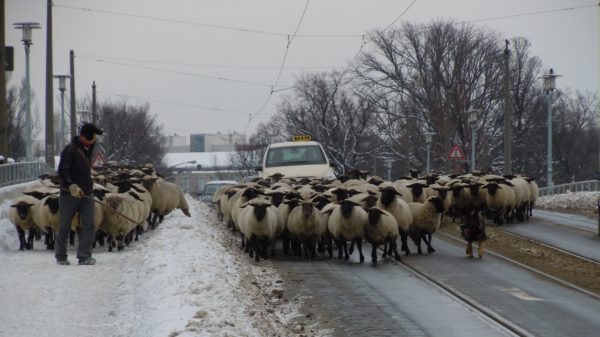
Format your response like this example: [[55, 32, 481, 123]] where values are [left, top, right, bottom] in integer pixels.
[[7, 165, 190, 252], [213, 170, 539, 262]]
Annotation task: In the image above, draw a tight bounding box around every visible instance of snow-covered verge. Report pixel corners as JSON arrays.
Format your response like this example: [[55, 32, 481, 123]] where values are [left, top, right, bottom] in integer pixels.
[[537, 191, 600, 214], [0, 192, 302, 337]]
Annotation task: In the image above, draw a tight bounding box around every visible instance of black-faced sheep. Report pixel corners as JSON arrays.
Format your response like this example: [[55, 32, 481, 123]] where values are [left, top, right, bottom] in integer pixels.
[[364, 207, 400, 263], [407, 196, 445, 254]]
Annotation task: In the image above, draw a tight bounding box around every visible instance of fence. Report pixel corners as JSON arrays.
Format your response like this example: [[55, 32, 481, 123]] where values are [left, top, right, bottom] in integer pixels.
[[0, 161, 55, 188], [538, 180, 600, 197]]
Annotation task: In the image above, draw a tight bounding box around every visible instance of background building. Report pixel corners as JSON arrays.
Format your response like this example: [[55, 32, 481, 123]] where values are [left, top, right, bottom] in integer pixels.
[[190, 132, 245, 152]]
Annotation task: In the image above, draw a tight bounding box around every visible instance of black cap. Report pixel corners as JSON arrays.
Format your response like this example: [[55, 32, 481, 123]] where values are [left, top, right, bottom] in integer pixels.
[[80, 123, 104, 140]]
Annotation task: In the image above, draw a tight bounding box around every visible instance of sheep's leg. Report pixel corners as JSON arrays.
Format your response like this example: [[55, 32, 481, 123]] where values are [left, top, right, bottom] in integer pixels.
[[348, 240, 355, 255], [382, 241, 388, 258], [26, 229, 35, 250], [159, 215, 164, 223], [240, 233, 246, 250], [336, 239, 343, 260], [317, 237, 325, 253], [400, 232, 411, 256], [117, 234, 125, 251], [261, 237, 269, 260], [309, 239, 317, 261], [466, 241, 473, 258], [282, 232, 290, 254], [390, 240, 401, 261], [107, 236, 113, 252], [16, 226, 26, 251], [34, 228, 42, 241], [343, 241, 350, 261], [48, 230, 55, 250], [478, 240, 485, 258], [270, 238, 276, 257], [415, 236, 423, 255], [356, 239, 365, 263], [252, 236, 260, 262], [424, 233, 435, 253], [327, 237, 333, 258], [44, 229, 49, 247], [371, 243, 378, 264], [97, 231, 105, 247]]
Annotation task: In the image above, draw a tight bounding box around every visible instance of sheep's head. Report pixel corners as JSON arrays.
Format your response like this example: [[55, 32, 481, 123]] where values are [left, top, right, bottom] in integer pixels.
[[347, 188, 362, 197], [433, 187, 449, 200], [367, 176, 384, 186], [242, 187, 261, 200], [300, 201, 314, 219], [450, 185, 464, 198], [22, 190, 49, 200], [361, 195, 378, 208], [311, 195, 330, 210], [339, 200, 361, 218], [266, 191, 285, 207], [225, 189, 239, 199], [366, 207, 386, 226], [379, 186, 401, 206], [482, 182, 500, 195], [242, 200, 271, 222], [283, 198, 301, 211], [11, 201, 35, 220], [331, 188, 349, 202], [44, 196, 60, 214], [106, 195, 123, 211], [140, 177, 158, 192], [337, 175, 351, 183], [468, 183, 483, 196], [408, 182, 427, 198], [428, 196, 445, 214]]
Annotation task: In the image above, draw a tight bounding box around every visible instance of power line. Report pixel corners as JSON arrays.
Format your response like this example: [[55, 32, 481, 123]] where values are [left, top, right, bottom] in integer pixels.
[[77, 52, 343, 70], [464, 4, 598, 23], [53, 3, 363, 38], [77, 55, 284, 88], [383, 0, 418, 32], [97, 90, 251, 116], [246, 0, 311, 130]]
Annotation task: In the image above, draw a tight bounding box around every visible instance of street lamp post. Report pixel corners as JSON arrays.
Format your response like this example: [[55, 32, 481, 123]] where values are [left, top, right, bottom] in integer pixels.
[[385, 159, 393, 181], [13, 22, 41, 160], [468, 109, 480, 172], [425, 132, 434, 173], [541, 68, 561, 188], [53, 75, 70, 152]]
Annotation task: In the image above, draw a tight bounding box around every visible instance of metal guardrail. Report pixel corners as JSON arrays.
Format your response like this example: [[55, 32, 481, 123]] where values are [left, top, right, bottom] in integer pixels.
[[539, 180, 600, 197], [0, 161, 55, 188]]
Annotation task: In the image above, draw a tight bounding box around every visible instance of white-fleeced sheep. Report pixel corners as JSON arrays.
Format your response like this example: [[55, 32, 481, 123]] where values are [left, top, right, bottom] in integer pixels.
[[141, 177, 190, 229], [364, 207, 400, 263], [407, 196, 445, 254], [377, 186, 413, 256], [8, 195, 40, 250], [325, 199, 368, 262], [286, 200, 326, 260], [238, 199, 279, 262]]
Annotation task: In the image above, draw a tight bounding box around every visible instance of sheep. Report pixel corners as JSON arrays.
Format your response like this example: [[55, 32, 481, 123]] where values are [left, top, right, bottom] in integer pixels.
[[364, 207, 400, 263], [237, 199, 279, 262], [231, 186, 264, 239], [219, 186, 243, 228], [504, 175, 531, 222], [425, 184, 452, 214], [407, 196, 445, 254], [9, 195, 40, 250], [32, 194, 60, 250], [141, 177, 191, 229], [325, 199, 368, 263], [286, 200, 326, 260], [376, 186, 413, 255], [405, 182, 429, 203], [524, 177, 539, 216], [348, 193, 379, 210], [101, 191, 145, 251], [481, 181, 515, 225], [212, 185, 231, 220], [459, 206, 486, 258]]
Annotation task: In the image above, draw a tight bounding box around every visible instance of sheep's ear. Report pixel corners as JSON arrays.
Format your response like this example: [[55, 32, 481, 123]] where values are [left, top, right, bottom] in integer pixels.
[[501, 181, 514, 187], [361, 195, 376, 202], [128, 191, 142, 201], [366, 207, 384, 215], [480, 183, 489, 189], [10, 204, 18, 207], [346, 200, 362, 207]]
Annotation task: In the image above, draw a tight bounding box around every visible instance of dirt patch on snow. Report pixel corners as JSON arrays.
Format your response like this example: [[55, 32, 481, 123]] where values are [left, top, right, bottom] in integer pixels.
[[440, 222, 600, 295]]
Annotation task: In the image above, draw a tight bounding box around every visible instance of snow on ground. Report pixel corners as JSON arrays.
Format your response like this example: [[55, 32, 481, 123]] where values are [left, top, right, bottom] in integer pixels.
[[537, 191, 600, 214], [0, 191, 302, 337]]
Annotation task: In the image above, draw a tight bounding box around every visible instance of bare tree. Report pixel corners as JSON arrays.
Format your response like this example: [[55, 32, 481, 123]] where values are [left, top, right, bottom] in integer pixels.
[[97, 100, 166, 165]]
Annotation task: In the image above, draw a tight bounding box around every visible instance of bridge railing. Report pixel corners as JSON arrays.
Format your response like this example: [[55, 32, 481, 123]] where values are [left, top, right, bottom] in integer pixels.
[[538, 180, 599, 197], [0, 161, 55, 188]]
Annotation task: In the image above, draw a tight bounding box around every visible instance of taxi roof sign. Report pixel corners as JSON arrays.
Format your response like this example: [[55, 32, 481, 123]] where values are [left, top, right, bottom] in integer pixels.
[[292, 135, 311, 142]]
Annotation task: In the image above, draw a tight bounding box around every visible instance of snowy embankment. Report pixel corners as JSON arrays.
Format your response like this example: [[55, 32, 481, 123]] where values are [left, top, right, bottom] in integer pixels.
[[0, 192, 300, 337], [537, 191, 599, 214]]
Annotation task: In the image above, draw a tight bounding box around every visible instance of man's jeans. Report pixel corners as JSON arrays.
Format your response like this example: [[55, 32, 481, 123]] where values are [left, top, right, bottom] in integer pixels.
[[55, 194, 95, 261]]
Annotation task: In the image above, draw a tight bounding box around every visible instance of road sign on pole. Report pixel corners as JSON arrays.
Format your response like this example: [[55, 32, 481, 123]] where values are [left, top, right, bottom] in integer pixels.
[[92, 152, 107, 167], [447, 144, 465, 160]]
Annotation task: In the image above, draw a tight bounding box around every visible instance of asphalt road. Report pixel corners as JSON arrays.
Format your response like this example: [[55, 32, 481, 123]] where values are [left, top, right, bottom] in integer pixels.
[[499, 210, 600, 262], [271, 232, 600, 337]]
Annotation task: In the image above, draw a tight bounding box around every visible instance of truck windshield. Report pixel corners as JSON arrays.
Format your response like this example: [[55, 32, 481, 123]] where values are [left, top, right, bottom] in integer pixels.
[[266, 145, 327, 167]]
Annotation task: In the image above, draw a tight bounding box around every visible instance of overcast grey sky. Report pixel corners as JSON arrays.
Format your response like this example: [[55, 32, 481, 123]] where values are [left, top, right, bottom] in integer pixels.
[[5, 0, 599, 142]]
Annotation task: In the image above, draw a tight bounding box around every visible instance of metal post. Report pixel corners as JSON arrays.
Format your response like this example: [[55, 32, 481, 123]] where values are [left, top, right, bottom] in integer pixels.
[[0, 0, 8, 157], [24, 43, 32, 159], [547, 90, 553, 188], [386, 160, 392, 181], [426, 143, 431, 173], [69, 50, 76, 137], [45, 0, 55, 167], [471, 123, 476, 172], [59, 89, 65, 151], [92, 81, 97, 124], [503, 40, 512, 175], [597, 195, 600, 236]]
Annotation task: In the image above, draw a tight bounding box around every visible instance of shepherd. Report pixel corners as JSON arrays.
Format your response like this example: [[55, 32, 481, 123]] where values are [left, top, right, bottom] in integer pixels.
[[55, 123, 104, 265]]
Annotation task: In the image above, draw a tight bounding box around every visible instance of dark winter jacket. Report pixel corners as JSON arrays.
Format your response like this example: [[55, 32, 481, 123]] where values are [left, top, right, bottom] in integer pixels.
[[57, 136, 95, 196]]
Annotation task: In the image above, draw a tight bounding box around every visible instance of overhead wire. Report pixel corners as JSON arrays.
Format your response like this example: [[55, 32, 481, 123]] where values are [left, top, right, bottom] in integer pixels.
[[463, 3, 598, 23], [77, 55, 283, 88], [97, 90, 252, 115], [244, 0, 311, 135]]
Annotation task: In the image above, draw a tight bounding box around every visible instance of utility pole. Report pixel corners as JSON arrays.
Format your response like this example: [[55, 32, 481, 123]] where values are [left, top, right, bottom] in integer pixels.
[[45, 0, 54, 167], [69, 50, 76, 137], [92, 81, 97, 124], [503, 39, 512, 175], [0, 0, 8, 157]]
